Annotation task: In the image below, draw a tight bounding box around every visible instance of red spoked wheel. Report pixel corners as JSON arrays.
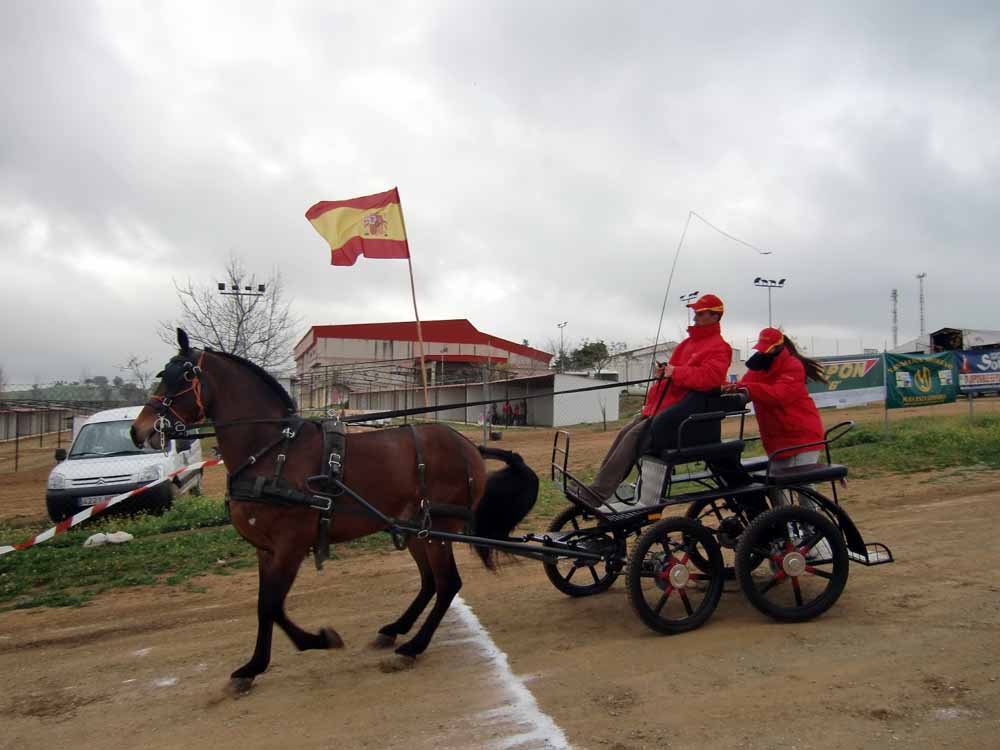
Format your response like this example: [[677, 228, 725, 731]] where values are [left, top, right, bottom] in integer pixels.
[[626, 517, 725, 634], [735, 505, 849, 622]]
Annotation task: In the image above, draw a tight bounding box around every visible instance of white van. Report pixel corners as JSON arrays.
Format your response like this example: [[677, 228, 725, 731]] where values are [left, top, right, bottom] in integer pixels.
[[45, 405, 203, 522]]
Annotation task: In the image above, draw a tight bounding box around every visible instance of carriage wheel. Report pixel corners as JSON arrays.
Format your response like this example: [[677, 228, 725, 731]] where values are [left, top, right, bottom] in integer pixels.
[[683, 496, 753, 578], [734, 505, 849, 622], [543, 505, 625, 597], [626, 517, 725, 635]]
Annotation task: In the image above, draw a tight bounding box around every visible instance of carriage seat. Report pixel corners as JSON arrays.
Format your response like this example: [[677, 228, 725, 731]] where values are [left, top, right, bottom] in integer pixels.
[[762, 462, 848, 485], [650, 438, 746, 465], [713, 392, 749, 413]]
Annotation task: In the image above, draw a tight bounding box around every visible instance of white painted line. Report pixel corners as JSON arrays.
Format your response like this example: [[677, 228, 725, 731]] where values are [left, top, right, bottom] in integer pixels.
[[450, 596, 572, 750]]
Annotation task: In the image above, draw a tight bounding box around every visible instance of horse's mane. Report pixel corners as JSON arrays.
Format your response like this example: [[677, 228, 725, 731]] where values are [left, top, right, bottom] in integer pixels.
[[207, 349, 298, 413]]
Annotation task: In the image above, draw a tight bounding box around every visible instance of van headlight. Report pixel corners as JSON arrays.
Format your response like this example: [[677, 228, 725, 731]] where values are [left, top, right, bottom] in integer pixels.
[[48, 472, 67, 490], [138, 465, 162, 483]]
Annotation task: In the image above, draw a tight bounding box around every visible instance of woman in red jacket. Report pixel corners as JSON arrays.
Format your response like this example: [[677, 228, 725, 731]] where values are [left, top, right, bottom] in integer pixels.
[[725, 327, 827, 471]]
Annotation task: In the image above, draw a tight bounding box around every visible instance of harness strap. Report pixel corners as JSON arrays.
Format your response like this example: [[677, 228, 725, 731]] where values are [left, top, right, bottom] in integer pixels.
[[446, 426, 475, 507]]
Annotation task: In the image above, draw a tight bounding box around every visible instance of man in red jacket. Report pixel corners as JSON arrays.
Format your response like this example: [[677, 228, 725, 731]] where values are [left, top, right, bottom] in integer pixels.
[[580, 294, 732, 504]]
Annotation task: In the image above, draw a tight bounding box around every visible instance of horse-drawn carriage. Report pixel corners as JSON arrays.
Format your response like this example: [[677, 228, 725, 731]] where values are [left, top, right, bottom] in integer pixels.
[[540, 391, 893, 634], [130, 330, 894, 693]]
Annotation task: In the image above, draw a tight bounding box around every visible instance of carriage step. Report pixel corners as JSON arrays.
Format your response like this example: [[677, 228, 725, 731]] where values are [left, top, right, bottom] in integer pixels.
[[847, 542, 894, 566]]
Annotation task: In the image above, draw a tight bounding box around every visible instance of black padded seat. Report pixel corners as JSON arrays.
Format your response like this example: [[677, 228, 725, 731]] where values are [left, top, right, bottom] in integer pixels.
[[765, 463, 847, 485], [741, 456, 770, 473], [713, 392, 748, 413], [650, 438, 745, 465]]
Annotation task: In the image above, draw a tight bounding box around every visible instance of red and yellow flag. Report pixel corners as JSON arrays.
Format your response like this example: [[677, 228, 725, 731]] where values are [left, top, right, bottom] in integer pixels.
[[305, 187, 410, 266]]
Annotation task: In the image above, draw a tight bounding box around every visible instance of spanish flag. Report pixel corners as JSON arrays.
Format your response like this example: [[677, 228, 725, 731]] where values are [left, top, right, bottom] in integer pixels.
[[306, 187, 410, 266]]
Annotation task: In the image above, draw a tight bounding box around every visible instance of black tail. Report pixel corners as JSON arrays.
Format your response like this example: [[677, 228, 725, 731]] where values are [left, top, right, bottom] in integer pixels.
[[473, 447, 539, 569]]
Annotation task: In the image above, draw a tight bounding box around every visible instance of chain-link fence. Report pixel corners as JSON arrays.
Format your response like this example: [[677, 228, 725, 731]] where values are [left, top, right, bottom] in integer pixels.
[[292, 362, 630, 437], [0, 400, 133, 474]]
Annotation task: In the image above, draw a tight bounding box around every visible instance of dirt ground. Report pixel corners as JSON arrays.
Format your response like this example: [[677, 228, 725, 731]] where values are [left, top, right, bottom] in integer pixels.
[[2, 402, 999, 749]]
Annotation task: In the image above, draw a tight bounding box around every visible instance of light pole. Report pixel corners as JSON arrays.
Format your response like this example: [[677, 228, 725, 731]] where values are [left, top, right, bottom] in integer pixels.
[[217, 282, 266, 297], [753, 277, 786, 327], [679, 290, 700, 325], [556, 321, 568, 372]]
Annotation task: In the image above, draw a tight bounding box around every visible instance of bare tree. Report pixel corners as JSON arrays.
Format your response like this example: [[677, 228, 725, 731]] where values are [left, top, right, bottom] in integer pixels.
[[158, 256, 300, 371], [0, 364, 6, 397], [119, 354, 155, 392]]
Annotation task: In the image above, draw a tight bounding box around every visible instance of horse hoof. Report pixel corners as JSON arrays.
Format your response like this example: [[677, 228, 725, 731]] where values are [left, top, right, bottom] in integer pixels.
[[321, 627, 345, 649], [225, 677, 254, 698], [370, 633, 396, 650], [378, 654, 416, 673]]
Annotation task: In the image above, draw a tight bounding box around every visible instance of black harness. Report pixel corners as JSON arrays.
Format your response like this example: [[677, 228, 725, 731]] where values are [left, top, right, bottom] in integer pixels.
[[226, 416, 347, 570]]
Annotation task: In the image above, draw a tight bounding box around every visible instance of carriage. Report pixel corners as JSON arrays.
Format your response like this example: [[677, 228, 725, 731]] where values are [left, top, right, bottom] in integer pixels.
[[131, 332, 895, 693], [538, 391, 894, 634]]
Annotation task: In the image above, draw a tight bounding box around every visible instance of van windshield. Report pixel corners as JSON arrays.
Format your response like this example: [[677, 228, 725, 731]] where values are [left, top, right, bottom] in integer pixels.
[[69, 420, 163, 458]]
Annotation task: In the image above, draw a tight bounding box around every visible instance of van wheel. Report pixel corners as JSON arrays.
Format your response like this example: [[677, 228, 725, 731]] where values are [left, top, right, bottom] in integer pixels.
[[147, 483, 176, 516]]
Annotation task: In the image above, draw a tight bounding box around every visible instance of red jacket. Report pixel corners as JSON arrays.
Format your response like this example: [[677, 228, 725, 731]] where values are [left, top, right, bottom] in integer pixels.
[[642, 323, 732, 417], [739, 348, 824, 458]]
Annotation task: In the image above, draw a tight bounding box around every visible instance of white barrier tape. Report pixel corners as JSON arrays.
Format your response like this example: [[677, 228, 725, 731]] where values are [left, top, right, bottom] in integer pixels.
[[0, 458, 225, 557]]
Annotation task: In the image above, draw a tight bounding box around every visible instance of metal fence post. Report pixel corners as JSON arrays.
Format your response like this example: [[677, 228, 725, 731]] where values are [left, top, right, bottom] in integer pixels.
[[481, 364, 489, 448]]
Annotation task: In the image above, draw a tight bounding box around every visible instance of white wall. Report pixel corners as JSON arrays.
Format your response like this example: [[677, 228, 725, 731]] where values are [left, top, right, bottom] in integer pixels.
[[552, 374, 620, 427]]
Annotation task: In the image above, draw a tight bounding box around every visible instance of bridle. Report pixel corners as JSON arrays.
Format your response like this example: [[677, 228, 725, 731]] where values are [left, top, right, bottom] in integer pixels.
[[147, 351, 207, 439]]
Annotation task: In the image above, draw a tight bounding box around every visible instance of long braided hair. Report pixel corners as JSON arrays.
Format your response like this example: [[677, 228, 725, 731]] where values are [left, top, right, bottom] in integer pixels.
[[784, 336, 828, 384]]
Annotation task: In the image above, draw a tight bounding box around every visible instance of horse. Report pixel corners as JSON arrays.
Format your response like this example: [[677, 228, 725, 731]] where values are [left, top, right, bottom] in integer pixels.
[[130, 329, 539, 695]]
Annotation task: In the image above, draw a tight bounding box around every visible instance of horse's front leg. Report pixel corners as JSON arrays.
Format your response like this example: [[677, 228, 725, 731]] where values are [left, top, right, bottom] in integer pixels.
[[228, 551, 279, 695], [228, 546, 342, 696]]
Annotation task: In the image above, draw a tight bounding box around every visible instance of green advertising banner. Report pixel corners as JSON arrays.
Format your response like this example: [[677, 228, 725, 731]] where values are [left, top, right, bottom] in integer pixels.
[[884, 352, 958, 409]]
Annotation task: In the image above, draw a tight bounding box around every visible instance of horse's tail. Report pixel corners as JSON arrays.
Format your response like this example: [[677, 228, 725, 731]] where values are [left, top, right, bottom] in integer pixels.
[[473, 447, 539, 570]]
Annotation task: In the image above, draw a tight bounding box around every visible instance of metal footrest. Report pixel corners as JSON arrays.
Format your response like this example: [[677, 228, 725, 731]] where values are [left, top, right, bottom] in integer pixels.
[[847, 541, 894, 566]]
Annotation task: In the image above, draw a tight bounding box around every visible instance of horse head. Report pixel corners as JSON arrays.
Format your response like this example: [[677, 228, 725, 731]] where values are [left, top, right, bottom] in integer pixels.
[[130, 328, 208, 449]]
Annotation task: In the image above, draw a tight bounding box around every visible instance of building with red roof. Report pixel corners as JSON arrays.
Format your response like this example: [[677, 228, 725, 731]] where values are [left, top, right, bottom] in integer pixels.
[[293, 319, 553, 410]]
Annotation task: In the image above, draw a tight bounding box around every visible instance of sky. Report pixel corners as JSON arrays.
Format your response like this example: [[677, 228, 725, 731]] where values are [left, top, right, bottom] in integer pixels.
[[2, 1, 999, 386]]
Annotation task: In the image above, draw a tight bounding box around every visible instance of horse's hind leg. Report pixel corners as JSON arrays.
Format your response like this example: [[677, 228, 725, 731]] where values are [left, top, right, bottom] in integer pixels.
[[394, 540, 462, 660], [372, 538, 436, 648]]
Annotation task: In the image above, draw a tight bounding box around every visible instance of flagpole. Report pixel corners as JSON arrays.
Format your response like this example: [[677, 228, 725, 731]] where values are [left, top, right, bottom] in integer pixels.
[[396, 192, 430, 413]]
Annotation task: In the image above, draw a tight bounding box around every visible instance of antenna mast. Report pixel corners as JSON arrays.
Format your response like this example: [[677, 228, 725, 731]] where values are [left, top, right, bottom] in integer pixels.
[[916, 272, 927, 342]]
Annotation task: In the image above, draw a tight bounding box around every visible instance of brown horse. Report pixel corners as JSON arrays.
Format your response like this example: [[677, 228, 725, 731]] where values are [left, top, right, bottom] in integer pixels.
[[130, 329, 538, 695]]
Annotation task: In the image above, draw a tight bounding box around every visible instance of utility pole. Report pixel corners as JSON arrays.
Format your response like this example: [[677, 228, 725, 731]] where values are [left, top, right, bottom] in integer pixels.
[[890, 288, 899, 350], [916, 273, 927, 344]]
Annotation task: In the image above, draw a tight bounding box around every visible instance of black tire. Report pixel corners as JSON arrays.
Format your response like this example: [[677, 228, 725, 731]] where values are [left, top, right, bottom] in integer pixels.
[[143, 482, 175, 516], [735, 505, 849, 622], [188, 470, 204, 497], [626, 516, 725, 635], [684, 496, 748, 577], [542, 505, 625, 597]]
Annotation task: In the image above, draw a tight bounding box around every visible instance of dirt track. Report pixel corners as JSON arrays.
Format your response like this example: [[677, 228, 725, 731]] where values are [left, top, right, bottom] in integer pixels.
[[2, 404, 1000, 749]]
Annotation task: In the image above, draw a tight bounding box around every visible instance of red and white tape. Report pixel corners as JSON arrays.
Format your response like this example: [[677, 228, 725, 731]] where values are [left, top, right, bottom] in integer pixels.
[[0, 458, 225, 557]]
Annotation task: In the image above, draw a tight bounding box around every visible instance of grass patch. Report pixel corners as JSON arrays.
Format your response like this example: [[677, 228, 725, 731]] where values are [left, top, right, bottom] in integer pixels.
[[0, 494, 402, 611], [828, 415, 1000, 477]]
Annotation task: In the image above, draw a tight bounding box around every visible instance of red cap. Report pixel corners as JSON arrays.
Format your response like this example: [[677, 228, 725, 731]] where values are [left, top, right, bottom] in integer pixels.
[[753, 327, 785, 354], [687, 293, 724, 314]]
